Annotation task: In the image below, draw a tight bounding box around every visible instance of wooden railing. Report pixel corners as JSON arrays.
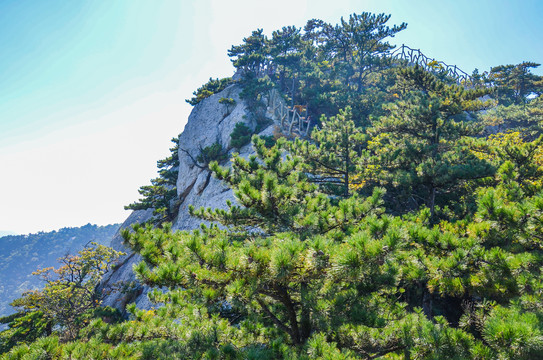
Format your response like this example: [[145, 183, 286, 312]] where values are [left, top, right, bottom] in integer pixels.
[[266, 89, 312, 138], [389, 45, 472, 84]]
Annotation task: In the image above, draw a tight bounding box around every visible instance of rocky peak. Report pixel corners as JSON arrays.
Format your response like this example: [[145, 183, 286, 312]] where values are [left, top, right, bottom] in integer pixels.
[[101, 83, 275, 312]]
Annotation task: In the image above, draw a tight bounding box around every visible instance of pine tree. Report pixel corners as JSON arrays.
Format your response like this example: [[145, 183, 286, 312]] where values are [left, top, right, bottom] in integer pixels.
[[320, 13, 406, 93], [370, 66, 494, 219], [125, 136, 180, 224], [228, 29, 270, 77], [288, 106, 368, 197], [123, 137, 411, 350], [480, 63, 543, 136], [485, 62, 543, 106]]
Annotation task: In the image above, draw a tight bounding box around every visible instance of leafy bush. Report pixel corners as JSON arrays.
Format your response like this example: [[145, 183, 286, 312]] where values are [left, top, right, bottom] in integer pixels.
[[230, 123, 253, 149]]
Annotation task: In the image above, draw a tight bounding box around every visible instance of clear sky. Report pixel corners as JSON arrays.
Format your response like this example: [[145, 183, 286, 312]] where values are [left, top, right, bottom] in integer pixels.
[[1, 0, 542, 234]]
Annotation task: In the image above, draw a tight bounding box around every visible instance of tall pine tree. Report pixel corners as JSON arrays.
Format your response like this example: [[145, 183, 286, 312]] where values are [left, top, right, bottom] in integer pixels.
[[370, 66, 494, 219]]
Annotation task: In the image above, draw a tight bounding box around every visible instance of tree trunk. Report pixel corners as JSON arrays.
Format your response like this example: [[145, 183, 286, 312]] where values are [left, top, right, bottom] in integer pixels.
[[278, 286, 301, 344], [300, 282, 311, 342], [429, 186, 436, 221], [344, 135, 350, 198], [422, 284, 433, 319]]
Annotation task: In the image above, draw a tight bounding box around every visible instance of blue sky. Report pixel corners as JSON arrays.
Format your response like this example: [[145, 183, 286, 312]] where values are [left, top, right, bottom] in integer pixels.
[[1, 0, 542, 234]]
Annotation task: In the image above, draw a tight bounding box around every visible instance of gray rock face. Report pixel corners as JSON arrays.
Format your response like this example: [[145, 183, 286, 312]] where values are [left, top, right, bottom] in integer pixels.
[[99, 208, 153, 313], [174, 84, 254, 231], [102, 84, 276, 311]]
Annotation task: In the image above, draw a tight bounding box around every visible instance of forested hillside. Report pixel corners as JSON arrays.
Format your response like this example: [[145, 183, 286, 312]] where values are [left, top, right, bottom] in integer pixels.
[[2, 12, 543, 359], [0, 224, 118, 316]]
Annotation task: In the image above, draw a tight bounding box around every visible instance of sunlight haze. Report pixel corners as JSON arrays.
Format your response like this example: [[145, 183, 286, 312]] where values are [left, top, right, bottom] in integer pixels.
[[1, 0, 541, 234]]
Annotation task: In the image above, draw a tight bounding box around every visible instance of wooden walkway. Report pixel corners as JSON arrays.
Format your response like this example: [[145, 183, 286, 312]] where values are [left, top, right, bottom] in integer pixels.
[[266, 89, 311, 138]]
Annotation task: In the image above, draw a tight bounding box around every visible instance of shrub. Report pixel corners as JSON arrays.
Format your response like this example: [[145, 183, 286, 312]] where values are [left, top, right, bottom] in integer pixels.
[[197, 143, 227, 164], [186, 78, 233, 106], [230, 123, 253, 149], [259, 135, 276, 148], [219, 97, 237, 116]]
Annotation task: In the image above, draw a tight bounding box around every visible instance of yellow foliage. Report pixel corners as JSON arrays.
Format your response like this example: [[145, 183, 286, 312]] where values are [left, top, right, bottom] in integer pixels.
[[472, 131, 543, 189]]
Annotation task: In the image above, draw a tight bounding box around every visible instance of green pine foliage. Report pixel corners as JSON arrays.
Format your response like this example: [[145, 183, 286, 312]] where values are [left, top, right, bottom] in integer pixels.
[[125, 136, 180, 224], [287, 106, 368, 198], [196, 143, 227, 165], [229, 12, 407, 124], [484, 62, 543, 106], [476, 62, 543, 137], [368, 66, 495, 220], [229, 122, 253, 149], [186, 77, 233, 106]]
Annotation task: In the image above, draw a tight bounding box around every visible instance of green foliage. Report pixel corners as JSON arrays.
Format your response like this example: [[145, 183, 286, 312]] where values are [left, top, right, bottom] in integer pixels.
[[219, 97, 237, 116], [315, 12, 407, 93], [186, 77, 233, 106], [230, 122, 253, 149], [485, 62, 543, 106], [369, 66, 495, 220], [229, 12, 407, 124], [288, 106, 368, 197], [259, 135, 276, 148], [0, 224, 118, 317], [474, 63, 543, 138], [0, 244, 123, 353], [9, 11, 543, 360], [228, 29, 269, 76], [481, 98, 543, 138], [219, 11, 409, 137], [125, 136, 180, 224], [115, 132, 543, 358], [481, 306, 543, 359], [196, 142, 227, 165], [0, 311, 50, 354]]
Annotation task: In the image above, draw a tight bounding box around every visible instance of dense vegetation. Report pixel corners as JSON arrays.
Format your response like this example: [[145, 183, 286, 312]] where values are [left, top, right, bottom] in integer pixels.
[[0, 243, 123, 353], [0, 224, 118, 317], [3, 12, 543, 359]]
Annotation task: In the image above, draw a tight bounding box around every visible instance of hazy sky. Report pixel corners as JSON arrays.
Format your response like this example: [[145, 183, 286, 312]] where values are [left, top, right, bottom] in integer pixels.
[[1, 0, 542, 234]]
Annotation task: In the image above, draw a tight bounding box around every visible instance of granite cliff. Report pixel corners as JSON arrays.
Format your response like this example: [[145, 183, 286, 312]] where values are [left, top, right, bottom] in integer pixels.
[[101, 83, 276, 312]]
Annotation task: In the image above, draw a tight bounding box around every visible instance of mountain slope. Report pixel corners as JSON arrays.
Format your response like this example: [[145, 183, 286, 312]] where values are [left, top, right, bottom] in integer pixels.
[[0, 223, 119, 316]]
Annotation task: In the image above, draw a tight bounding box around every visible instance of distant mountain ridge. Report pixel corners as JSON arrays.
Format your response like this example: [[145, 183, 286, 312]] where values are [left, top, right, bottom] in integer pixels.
[[0, 223, 119, 316], [0, 231, 17, 237]]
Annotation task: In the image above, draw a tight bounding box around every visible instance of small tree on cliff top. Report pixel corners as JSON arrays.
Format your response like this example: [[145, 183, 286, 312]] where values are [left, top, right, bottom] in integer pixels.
[[125, 136, 180, 224]]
